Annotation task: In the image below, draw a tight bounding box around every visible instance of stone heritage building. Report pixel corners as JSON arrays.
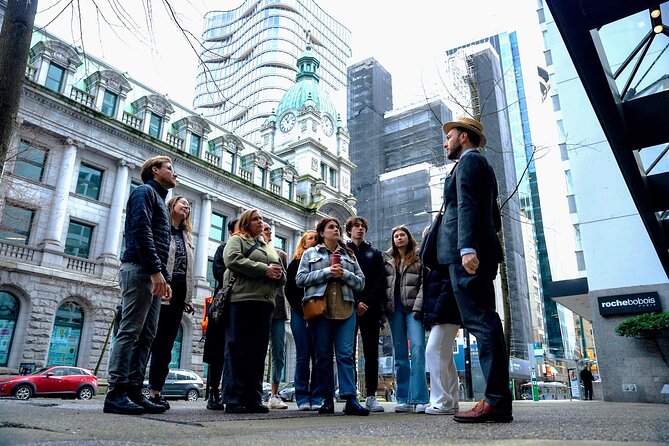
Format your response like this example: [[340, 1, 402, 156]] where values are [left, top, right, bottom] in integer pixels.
[[0, 6, 356, 380]]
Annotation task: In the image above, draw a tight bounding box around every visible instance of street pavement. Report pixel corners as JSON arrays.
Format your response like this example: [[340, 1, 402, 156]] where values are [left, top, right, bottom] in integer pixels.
[[0, 397, 667, 446]]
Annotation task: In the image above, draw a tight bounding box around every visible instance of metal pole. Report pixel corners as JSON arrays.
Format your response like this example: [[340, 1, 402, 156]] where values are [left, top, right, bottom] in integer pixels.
[[464, 328, 474, 401]]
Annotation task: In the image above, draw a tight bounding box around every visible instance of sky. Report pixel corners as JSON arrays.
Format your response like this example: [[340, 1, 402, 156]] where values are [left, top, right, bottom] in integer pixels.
[[34, 0, 541, 110]]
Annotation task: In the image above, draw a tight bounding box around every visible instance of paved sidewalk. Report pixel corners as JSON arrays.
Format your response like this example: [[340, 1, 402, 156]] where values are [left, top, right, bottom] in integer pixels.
[[0, 398, 667, 445]]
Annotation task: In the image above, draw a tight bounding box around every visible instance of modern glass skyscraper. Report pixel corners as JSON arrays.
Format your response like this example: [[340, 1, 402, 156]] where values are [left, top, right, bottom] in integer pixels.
[[194, 0, 352, 144]]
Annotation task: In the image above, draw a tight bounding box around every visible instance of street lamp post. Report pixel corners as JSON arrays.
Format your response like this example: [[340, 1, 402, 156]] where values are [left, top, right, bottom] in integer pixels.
[[463, 328, 474, 401]]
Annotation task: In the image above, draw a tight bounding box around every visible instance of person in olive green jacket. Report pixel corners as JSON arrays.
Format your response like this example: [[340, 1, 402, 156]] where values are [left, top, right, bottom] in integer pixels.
[[221, 209, 286, 414]]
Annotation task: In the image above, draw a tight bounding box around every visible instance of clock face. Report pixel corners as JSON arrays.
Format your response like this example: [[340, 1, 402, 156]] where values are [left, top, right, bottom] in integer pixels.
[[280, 113, 295, 132], [323, 116, 334, 136]]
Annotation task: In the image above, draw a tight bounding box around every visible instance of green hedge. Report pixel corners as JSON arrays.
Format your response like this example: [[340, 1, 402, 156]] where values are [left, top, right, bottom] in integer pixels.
[[615, 312, 669, 339]]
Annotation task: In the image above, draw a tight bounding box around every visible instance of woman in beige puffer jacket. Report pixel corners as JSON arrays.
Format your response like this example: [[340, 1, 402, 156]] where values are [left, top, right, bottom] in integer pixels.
[[382, 225, 429, 413]]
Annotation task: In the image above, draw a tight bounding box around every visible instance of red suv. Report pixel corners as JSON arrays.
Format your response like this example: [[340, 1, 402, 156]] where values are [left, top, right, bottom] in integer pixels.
[[0, 366, 98, 400]]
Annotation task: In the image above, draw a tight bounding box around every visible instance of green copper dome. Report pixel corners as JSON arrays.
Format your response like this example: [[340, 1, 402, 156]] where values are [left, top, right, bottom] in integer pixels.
[[275, 43, 338, 120]]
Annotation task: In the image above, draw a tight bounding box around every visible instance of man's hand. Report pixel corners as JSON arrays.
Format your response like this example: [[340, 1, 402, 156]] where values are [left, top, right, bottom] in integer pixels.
[[462, 253, 479, 275], [356, 301, 368, 316], [184, 303, 195, 315], [150, 272, 171, 300]]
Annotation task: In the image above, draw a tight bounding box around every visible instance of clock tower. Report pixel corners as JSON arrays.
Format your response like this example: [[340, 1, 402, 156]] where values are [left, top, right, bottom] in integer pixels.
[[261, 42, 356, 219]]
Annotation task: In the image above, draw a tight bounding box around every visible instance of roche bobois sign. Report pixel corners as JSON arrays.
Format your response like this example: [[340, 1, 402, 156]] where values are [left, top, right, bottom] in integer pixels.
[[597, 292, 662, 316]]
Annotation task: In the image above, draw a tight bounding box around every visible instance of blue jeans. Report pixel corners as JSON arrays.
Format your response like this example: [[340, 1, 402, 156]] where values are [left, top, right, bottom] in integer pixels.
[[290, 308, 320, 406], [108, 263, 161, 390], [387, 310, 429, 404], [270, 318, 286, 384], [309, 313, 356, 401]]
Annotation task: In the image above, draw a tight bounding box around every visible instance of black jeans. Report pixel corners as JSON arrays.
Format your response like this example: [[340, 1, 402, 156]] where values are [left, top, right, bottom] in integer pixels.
[[354, 315, 380, 398], [148, 280, 186, 391], [583, 383, 593, 400], [222, 301, 273, 407]]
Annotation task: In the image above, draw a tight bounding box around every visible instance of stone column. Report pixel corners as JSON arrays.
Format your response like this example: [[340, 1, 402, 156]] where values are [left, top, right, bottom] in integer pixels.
[[98, 160, 133, 276], [193, 194, 215, 301], [40, 139, 79, 265]]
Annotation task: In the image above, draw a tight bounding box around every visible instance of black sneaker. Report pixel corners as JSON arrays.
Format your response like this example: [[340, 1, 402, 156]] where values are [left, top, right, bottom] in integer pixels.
[[103, 394, 145, 415], [150, 394, 170, 410], [127, 393, 167, 414]]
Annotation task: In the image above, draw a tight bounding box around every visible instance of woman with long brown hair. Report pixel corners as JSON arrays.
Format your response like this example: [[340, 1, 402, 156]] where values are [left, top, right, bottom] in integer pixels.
[[296, 217, 369, 416], [222, 209, 285, 414], [383, 225, 429, 413], [147, 195, 195, 409], [285, 230, 321, 410]]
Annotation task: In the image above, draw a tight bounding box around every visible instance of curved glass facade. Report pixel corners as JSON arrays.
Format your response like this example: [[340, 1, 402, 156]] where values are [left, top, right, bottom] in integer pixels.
[[194, 0, 351, 143]]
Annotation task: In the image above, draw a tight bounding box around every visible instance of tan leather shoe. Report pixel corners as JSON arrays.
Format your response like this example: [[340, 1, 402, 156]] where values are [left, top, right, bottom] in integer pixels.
[[453, 399, 513, 423]]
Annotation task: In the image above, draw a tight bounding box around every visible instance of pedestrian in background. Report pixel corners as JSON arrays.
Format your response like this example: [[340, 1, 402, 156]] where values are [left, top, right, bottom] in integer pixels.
[[383, 225, 429, 414], [104, 155, 176, 415], [296, 217, 369, 416], [147, 195, 195, 410], [222, 210, 285, 414], [285, 229, 321, 411], [263, 222, 290, 410], [580, 364, 594, 400], [345, 216, 386, 413], [203, 218, 238, 411], [437, 117, 512, 423]]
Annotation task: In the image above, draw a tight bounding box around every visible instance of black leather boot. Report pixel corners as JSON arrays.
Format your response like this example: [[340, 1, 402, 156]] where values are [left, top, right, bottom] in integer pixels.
[[318, 399, 335, 414], [206, 388, 225, 410], [103, 385, 144, 415], [149, 393, 170, 410], [126, 386, 167, 414], [344, 396, 370, 416]]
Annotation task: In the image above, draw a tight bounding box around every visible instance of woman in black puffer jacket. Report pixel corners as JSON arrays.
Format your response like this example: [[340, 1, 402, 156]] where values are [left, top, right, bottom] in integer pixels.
[[420, 265, 462, 415]]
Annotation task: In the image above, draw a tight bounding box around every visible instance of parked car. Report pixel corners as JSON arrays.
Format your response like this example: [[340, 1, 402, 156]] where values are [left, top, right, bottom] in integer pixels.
[[278, 381, 295, 402], [0, 366, 98, 401], [141, 369, 203, 401], [262, 382, 271, 402]]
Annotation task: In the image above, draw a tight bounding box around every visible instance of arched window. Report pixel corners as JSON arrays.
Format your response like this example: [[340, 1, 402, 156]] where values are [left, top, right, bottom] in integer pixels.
[[47, 302, 84, 366], [0, 291, 20, 367], [168, 324, 183, 369]]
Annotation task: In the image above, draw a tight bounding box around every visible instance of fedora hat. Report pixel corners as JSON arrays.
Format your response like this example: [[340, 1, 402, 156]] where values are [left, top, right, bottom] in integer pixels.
[[442, 116, 487, 148]]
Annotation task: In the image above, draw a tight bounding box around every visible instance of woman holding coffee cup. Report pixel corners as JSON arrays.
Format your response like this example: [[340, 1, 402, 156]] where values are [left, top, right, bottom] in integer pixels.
[[296, 217, 368, 416]]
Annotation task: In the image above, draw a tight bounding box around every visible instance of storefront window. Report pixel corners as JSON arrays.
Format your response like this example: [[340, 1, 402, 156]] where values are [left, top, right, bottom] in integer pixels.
[[47, 302, 83, 366]]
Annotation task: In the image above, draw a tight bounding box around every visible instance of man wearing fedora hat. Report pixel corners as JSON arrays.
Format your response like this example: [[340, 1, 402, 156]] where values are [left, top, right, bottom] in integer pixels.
[[436, 117, 512, 423]]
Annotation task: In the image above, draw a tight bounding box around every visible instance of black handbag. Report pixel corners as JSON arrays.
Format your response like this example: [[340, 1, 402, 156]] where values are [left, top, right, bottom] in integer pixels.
[[419, 202, 445, 272]]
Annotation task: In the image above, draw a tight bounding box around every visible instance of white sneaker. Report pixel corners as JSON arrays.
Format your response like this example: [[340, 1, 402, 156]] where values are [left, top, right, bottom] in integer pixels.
[[414, 403, 429, 414], [298, 402, 311, 411], [268, 395, 288, 409], [365, 396, 385, 412], [425, 404, 458, 415], [394, 403, 412, 413]]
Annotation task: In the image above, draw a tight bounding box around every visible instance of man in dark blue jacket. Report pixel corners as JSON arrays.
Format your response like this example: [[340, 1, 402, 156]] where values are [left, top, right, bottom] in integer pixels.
[[345, 216, 386, 412], [436, 117, 512, 423], [104, 155, 176, 415]]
